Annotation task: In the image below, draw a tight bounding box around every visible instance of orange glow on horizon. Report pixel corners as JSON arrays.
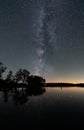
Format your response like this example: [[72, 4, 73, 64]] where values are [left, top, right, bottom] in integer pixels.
[[46, 77, 84, 84]]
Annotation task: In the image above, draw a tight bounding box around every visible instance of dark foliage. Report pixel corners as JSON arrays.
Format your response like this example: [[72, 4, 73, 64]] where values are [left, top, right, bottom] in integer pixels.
[[6, 70, 13, 83], [28, 75, 46, 87], [14, 69, 30, 84], [0, 62, 6, 79]]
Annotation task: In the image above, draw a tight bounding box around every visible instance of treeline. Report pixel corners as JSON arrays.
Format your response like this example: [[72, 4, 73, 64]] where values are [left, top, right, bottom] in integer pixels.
[[46, 83, 75, 87], [0, 62, 46, 87], [46, 83, 84, 87]]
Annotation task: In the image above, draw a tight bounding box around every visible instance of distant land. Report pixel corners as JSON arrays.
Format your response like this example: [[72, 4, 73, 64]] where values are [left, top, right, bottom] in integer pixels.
[[46, 83, 84, 87]]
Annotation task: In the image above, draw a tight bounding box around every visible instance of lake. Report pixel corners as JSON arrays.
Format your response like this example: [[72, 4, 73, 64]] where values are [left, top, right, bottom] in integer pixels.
[[0, 87, 84, 130]]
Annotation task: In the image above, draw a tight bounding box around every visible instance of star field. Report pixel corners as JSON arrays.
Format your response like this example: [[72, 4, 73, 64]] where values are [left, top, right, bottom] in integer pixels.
[[0, 0, 84, 83]]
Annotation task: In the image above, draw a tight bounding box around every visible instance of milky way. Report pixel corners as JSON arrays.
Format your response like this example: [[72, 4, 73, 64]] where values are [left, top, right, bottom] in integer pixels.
[[34, 6, 45, 76], [34, 0, 56, 76]]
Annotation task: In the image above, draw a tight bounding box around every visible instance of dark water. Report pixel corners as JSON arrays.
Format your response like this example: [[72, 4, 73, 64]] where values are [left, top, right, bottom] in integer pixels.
[[0, 87, 84, 130]]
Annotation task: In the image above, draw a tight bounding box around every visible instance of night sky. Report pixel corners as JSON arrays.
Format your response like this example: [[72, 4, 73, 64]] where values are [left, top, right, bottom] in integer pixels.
[[0, 0, 84, 83]]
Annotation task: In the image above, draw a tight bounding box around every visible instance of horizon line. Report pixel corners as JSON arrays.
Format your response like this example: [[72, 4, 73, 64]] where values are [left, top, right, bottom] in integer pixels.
[[46, 82, 84, 84]]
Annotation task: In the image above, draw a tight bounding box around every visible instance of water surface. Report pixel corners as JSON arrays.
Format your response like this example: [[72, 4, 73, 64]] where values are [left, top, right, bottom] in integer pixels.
[[0, 87, 84, 129]]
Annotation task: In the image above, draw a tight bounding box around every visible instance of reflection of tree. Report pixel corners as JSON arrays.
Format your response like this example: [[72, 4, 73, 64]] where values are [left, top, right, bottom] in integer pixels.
[[12, 88, 29, 105], [27, 86, 46, 96], [12, 87, 46, 105], [2, 88, 9, 103], [0, 87, 46, 105]]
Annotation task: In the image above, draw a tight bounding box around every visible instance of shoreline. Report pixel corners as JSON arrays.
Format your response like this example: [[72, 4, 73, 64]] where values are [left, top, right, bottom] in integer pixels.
[[46, 83, 84, 87]]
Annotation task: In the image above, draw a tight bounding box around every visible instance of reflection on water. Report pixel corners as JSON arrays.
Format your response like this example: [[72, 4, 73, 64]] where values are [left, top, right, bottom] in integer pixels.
[[0, 87, 46, 105], [0, 86, 84, 129]]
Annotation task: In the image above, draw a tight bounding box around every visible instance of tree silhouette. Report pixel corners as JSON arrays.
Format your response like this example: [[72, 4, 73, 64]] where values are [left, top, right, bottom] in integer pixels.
[[6, 70, 13, 83], [0, 62, 7, 79], [14, 69, 30, 84], [28, 75, 46, 87], [0, 61, 46, 89]]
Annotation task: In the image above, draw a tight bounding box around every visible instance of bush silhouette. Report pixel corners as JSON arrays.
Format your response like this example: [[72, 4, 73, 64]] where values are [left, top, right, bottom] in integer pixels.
[[28, 75, 46, 87]]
